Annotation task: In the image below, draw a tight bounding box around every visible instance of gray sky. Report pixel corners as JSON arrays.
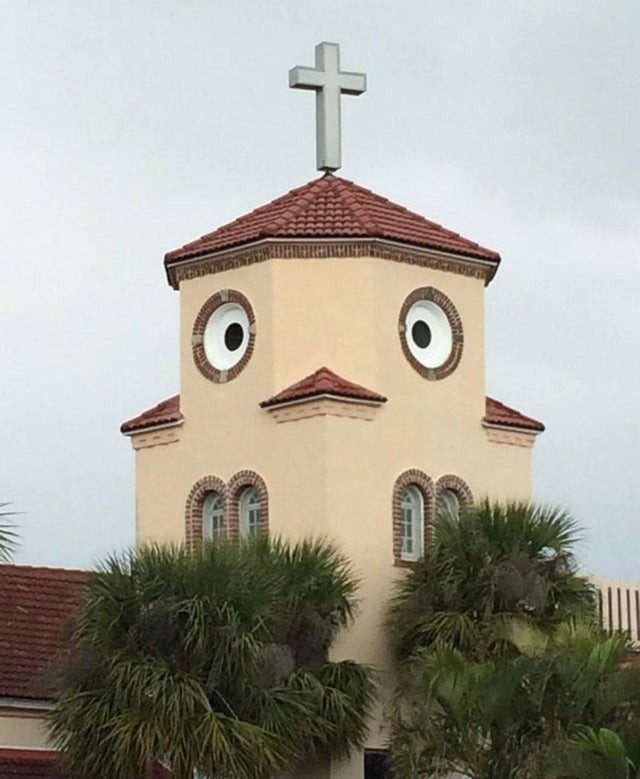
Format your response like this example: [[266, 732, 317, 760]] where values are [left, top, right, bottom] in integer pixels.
[[1, 1, 638, 578]]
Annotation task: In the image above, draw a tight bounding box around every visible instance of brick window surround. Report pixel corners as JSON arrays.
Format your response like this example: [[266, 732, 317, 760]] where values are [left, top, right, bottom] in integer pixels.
[[398, 286, 464, 380], [392, 469, 435, 565], [185, 470, 269, 547], [192, 289, 256, 383], [226, 470, 270, 539], [435, 474, 473, 510], [185, 475, 227, 548]]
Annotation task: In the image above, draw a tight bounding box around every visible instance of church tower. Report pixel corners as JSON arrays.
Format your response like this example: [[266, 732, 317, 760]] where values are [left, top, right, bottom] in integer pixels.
[[121, 43, 544, 779]]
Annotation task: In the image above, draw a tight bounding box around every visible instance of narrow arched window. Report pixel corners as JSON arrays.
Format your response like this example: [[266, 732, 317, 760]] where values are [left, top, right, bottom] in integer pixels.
[[202, 492, 225, 540], [239, 487, 261, 537], [401, 486, 424, 561], [438, 488, 460, 518]]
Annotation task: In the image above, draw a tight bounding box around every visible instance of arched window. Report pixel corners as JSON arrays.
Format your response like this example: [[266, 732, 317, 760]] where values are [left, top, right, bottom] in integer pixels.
[[438, 488, 460, 518], [401, 486, 424, 561], [202, 492, 225, 540], [239, 487, 261, 537]]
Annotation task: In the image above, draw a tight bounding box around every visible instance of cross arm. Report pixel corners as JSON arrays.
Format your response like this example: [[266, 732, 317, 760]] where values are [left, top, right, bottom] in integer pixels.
[[289, 66, 325, 90], [339, 71, 367, 96]]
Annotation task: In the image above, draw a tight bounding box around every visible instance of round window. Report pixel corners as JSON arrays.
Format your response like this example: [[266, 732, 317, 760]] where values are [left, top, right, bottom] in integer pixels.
[[399, 288, 463, 380], [204, 303, 250, 370], [193, 290, 255, 382]]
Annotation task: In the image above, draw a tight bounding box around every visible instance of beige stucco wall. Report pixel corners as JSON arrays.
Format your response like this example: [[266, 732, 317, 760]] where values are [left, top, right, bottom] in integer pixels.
[[0, 710, 51, 749], [130, 253, 536, 779]]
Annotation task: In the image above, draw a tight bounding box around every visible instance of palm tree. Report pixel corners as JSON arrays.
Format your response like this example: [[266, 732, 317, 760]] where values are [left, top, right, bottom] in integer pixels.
[[388, 499, 596, 662], [49, 537, 374, 779], [549, 727, 640, 779], [389, 622, 640, 779], [0, 501, 18, 562]]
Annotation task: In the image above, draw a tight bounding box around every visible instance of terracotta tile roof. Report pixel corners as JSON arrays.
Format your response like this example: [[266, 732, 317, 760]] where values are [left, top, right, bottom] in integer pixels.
[[164, 173, 500, 266], [0, 565, 89, 700], [484, 396, 545, 432], [0, 750, 87, 778], [259, 367, 388, 408], [121, 392, 543, 432], [0, 751, 171, 778], [120, 394, 183, 435]]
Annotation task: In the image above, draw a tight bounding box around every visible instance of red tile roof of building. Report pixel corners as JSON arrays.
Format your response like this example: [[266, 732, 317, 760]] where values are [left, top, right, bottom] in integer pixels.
[[120, 394, 183, 435], [164, 173, 500, 266], [0, 750, 171, 778], [484, 396, 545, 432], [122, 393, 543, 432], [260, 367, 388, 408], [0, 750, 86, 778], [0, 565, 89, 700]]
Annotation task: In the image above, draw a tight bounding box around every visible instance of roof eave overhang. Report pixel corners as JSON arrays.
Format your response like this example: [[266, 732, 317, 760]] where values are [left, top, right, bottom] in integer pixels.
[[482, 421, 544, 435], [0, 696, 54, 711], [121, 418, 184, 437], [260, 392, 387, 411], [165, 237, 500, 290]]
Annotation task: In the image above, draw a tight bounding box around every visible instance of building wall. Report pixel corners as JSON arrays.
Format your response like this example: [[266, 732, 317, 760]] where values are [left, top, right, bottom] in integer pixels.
[[0, 710, 50, 749], [130, 252, 536, 779]]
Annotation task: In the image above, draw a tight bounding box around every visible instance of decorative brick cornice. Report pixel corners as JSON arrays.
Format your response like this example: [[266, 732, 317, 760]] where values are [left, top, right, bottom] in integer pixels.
[[192, 289, 256, 383], [226, 470, 269, 539], [167, 239, 495, 290], [185, 475, 227, 548], [398, 287, 464, 381], [392, 469, 435, 565], [435, 474, 473, 509]]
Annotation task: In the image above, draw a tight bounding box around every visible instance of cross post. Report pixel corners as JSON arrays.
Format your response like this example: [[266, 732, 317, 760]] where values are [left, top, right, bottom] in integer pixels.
[[289, 42, 366, 172]]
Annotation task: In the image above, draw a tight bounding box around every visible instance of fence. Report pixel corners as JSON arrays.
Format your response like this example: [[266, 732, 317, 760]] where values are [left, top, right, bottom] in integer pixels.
[[592, 578, 640, 645]]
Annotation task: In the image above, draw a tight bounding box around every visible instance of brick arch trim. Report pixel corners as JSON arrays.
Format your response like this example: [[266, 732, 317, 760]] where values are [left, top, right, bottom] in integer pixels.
[[392, 469, 435, 564], [226, 470, 269, 539], [192, 288, 256, 383], [185, 475, 227, 548], [436, 474, 474, 509]]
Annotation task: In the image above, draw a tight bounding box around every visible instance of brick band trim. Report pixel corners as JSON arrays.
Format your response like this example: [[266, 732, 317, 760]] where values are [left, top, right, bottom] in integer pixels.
[[436, 474, 473, 510], [192, 289, 256, 383], [226, 470, 269, 539], [167, 239, 496, 290], [185, 475, 227, 548], [398, 287, 464, 381], [392, 469, 435, 565]]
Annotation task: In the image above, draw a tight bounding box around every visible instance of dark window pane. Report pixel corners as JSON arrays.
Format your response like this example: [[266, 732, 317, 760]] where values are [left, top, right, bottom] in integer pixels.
[[411, 320, 431, 348], [225, 323, 244, 351], [364, 750, 389, 779]]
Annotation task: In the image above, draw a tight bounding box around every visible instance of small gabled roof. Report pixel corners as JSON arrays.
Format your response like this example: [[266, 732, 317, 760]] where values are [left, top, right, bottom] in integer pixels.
[[484, 396, 545, 432], [259, 367, 387, 409], [164, 173, 500, 267], [120, 394, 183, 435], [0, 565, 90, 700], [120, 393, 544, 433]]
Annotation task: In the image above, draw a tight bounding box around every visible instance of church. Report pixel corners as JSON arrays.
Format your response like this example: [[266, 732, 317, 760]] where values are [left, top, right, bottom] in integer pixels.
[[0, 42, 549, 777]]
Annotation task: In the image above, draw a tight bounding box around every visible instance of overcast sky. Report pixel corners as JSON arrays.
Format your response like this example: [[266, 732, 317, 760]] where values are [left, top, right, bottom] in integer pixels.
[[1, 1, 638, 578]]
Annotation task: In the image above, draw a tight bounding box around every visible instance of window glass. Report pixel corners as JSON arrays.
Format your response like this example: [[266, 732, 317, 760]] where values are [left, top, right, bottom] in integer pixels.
[[401, 486, 423, 560], [203, 492, 225, 540], [240, 487, 261, 537], [439, 488, 460, 518], [364, 750, 390, 779]]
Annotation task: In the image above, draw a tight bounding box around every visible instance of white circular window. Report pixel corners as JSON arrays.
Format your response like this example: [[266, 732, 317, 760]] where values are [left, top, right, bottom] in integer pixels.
[[204, 303, 250, 370], [399, 287, 463, 380], [192, 290, 255, 382], [405, 299, 453, 369]]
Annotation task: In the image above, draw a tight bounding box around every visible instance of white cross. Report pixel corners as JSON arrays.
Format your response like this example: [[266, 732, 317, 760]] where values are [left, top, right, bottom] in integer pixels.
[[289, 42, 366, 172]]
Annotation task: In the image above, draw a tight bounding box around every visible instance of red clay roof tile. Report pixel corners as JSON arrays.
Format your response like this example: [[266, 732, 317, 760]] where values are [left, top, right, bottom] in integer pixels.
[[259, 367, 388, 408], [0, 565, 89, 700], [164, 173, 500, 266], [121, 393, 543, 432], [120, 394, 183, 435], [0, 750, 171, 778], [484, 396, 545, 432]]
